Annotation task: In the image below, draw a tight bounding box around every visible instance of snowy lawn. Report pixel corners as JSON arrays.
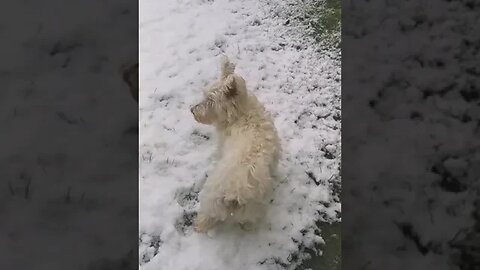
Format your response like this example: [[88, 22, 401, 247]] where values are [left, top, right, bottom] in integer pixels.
[[139, 0, 341, 269]]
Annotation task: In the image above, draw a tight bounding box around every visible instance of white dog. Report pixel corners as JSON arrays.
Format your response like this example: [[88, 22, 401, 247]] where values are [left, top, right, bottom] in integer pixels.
[[191, 56, 280, 233]]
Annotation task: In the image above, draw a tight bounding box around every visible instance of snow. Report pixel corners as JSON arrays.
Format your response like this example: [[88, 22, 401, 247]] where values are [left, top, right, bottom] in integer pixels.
[[139, 0, 341, 269]]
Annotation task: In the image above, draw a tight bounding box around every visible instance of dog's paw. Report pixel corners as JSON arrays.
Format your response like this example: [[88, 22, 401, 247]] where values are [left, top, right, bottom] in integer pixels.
[[194, 223, 209, 233], [193, 220, 209, 233], [194, 213, 217, 233]]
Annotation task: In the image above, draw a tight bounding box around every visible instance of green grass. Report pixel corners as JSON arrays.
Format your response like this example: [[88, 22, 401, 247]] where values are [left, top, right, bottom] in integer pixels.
[[300, 222, 341, 270], [302, 0, 341, 49]]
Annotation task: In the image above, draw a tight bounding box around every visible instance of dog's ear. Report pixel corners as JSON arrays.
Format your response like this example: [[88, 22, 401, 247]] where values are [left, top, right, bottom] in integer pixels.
[[224, 75, 237, 98], [220, 55, 235, 79]]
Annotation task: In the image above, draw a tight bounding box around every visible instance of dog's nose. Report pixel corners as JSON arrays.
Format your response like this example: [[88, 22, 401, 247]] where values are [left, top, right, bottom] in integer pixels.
[[190, 105, 195, 114]]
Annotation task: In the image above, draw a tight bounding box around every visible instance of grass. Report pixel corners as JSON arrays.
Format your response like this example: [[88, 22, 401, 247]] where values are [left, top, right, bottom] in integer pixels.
[[300, 222, 341, 270], [294, 1, 341, 269], [301, 0, 341, 49]]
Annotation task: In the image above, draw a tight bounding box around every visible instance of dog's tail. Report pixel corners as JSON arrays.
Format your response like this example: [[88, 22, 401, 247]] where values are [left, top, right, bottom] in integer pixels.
[[224, 198, 240, 210], [220, 55, 235, 79]]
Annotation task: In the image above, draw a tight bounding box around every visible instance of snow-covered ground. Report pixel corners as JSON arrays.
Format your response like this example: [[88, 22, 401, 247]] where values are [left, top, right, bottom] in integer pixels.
[[342, 1, 480, 269], [0, 0, 137, 269], [139, 0, 341, 269]]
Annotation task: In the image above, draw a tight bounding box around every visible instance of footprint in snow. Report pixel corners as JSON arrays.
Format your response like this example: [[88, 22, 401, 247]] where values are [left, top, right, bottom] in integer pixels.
[[174, 211, 197, 235]]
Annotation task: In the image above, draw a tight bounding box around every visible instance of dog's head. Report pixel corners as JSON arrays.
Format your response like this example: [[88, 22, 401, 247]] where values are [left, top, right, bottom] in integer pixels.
[[191, 56, 247, 125]]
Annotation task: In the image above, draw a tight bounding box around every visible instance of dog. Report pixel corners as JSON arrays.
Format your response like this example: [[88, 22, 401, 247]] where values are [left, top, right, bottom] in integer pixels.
[[190, 56, 280, 233]]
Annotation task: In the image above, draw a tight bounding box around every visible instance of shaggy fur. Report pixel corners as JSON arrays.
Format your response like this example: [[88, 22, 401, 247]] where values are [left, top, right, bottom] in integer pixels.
[[191, 56, 281, 233]]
